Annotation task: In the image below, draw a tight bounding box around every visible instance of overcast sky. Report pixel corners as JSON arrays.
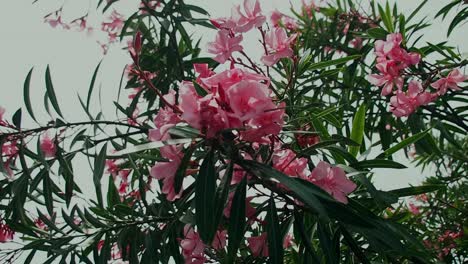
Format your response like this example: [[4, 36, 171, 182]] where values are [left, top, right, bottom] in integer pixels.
[[0, 0, 467, 262]]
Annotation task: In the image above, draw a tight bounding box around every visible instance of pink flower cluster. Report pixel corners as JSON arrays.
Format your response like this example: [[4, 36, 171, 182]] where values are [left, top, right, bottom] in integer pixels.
[[367, 33, 421, 96], [40, 134, 56, 158], [208, 0, 296, 66], [368, 33, 467, 117], [0, 221, 14, 243], [149, 66, 285, 201], [180, 225, 227, 264], [270, 10, 298, 30]]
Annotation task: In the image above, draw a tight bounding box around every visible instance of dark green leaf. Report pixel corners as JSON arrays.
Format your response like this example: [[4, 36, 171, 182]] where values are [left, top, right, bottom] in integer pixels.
[[45, 66, 64, 118], [227, 177, 247, 264], [351, 159, 407, 170], [23, 68, 37, 122], [93, 143, 108, 208], [266, 197, 284, 264], [86, 61, 102, 111], [195, 150, 217, 244]]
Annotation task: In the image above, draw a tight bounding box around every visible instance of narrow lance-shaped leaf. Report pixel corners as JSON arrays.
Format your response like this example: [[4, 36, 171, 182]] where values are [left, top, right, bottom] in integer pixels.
[[213, 162, 233, 235], [86, 61, 102, 111], [93, 143, 108, 208], [45, 65, 64, 118], [266, 196, 284, 264], [174, 143, 197, 193], [195, 150, 217, 244], [349, 104, 366, 157], [23, 68, 37, 122], [43, 171, 54, 216], [227, 177, 247, 264], [378, 129, 430, 158]]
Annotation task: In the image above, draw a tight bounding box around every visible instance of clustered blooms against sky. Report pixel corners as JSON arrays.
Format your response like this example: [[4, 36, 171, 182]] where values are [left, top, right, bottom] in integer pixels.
[[0, 0, 467, 261]]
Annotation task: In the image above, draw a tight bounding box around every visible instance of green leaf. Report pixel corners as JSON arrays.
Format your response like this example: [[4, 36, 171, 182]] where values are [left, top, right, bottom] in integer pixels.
[[192, 81, 208, 97], [12, 108, 22, 129], [195, 150, 217, 244], [340, 225, 371, 264], [308, 55, 361, 71], [227, 177, 247, 264], [213, 162, 233, 238], [351, 159, 407, 170], [349, 104, 366, 157], [43, 171, 54, 216], [367, 28, 388, 39], [86, 61, 102, 111], [93, 143, 108, 208], [174, 144, 197, 193], [23, 68, 37, 122], [107, 173, 120, 208], [388, 184, 444, 197], [266, 197, 284, 264], [45, 65, 64, 118], [378, 129, 430, 158]]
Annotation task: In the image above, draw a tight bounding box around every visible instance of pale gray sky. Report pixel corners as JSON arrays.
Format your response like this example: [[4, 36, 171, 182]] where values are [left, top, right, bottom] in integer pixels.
[[0, 0, 466, 263]]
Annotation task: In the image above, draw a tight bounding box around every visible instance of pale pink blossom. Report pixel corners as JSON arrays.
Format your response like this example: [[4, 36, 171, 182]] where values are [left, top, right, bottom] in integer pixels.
[[273, 149, 309, 178], [283, 234, 293, 248], [40, 134, 56, 158], [408, 202, 420, 215], [367, 60, 404, 96], [207, 30, 243, 63], [227, 80, 272, 121], [212, 230, 227, 250], [0, 221, 14, 242], [150, 146, 183, 201], [308, 161, 356, 204], [270, 10, 298, 30], [390, 80, 435, 117], [261, 28, 297, 66], [180, 225, 206, 264], [106, 160, 120, 177], [248, 233, 269, 257], [201, 68, 270, 91], [231, 0, 266, 32], [431, 69, 467, 95]]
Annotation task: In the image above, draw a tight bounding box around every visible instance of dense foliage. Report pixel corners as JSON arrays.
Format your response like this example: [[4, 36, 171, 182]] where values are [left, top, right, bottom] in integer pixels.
[[0, 0, 467, 263]]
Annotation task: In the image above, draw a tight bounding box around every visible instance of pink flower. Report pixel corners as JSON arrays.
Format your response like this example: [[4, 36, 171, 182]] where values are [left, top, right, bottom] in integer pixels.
[[40, 134, 56, 158], [207, 30, 243, 63], [283, 234, 293, 248], [408, 202, 420, 215], [193, 63, 215, 80], [0, 221, 14, 242], [261, 28, 297, 66], [350, 37, 363, 49], [248, 233, 269, 257], [150, 147, 183, 201], [201, 68, 270, 91], [273, 149, 309, 178], [431, 69, 467, 95], [231, 0, 266, 32], [390, 80, 435, 117], [308, 161, 356, 204], [180, 225, 206, 263], [367, 60, 404, 96], [270, 10, 298, 30], [102, 11, 125, 32], [106, 160, 120, 177], [227, 80, 272, 121], [212, 230, 227, 250]]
